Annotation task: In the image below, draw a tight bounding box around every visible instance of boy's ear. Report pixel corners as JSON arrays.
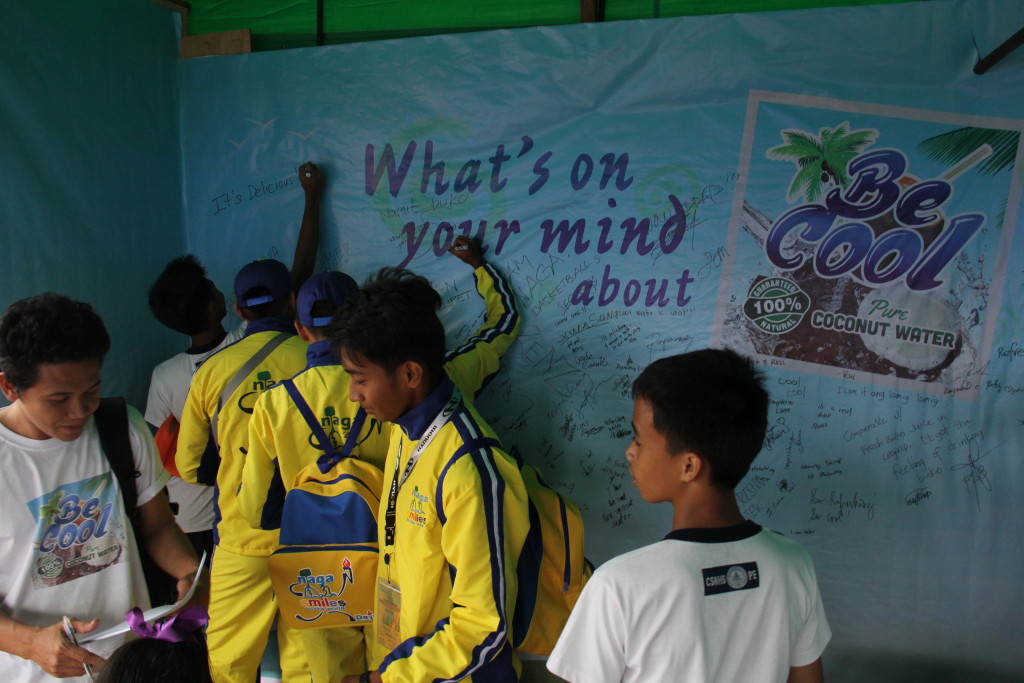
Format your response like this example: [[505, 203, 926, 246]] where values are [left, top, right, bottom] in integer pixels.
[[399, 360, 426, 389], [0, 372, 20, 402], [679, 451, 703, 484]]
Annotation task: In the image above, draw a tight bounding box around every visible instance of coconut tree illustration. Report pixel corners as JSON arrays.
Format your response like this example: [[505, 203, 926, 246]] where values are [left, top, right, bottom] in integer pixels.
[[766, 121, 878, 203], [33, 490, 67, 553], [38, 491, 65, 526]]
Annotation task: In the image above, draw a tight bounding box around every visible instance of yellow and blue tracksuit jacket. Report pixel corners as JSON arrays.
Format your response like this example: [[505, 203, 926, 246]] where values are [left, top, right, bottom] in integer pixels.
[[373, 376, 530, 683], [175, 316, 308, 555]]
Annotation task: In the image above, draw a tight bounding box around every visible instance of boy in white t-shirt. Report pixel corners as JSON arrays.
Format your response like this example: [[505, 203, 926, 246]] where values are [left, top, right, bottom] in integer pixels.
[[547, 348, 831, 683], [0, 293, 204, 683]]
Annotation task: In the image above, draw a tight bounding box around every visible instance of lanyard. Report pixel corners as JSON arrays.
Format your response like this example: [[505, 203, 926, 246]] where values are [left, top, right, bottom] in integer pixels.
[[383, 388, 461, 562]]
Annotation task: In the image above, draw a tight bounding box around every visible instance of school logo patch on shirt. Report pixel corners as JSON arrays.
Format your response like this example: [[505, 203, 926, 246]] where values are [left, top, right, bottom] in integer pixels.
[[406, 486, 430, 527], [702, 562, 760, 596], [310, 405, 349, 450], [238, 371, 282, 414]]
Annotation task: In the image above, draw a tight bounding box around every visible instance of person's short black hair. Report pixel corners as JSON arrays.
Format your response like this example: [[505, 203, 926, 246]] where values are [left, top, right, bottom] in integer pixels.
[[0, 293, 111, 391], [631, 348, 769, 490], [95, 637, 212, 683], [328, 267, 445, 381], [148, 255, 217, 336]]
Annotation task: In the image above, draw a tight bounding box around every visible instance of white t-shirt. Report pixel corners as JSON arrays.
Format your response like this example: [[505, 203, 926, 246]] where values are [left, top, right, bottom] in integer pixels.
[[145, 325, 244, 533], [547, 522, 831, 683], [0, 406, 169, 683]]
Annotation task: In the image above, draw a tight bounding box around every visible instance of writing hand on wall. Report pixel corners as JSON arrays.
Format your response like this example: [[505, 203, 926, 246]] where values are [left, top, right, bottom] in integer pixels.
[[448, 235, 485, 269], [299, 161, 325, 196]]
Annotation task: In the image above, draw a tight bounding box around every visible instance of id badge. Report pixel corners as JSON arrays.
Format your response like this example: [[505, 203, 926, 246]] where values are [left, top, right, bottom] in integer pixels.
[[377, 577, 403, 651]]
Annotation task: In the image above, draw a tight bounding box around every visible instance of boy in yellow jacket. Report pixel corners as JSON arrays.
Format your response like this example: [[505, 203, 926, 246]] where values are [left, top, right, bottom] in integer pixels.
[[334, 266, 529, 683]]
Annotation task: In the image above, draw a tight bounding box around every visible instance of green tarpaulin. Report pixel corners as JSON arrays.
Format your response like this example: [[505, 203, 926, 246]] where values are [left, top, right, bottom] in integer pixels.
[[182, 0, 925, 50]]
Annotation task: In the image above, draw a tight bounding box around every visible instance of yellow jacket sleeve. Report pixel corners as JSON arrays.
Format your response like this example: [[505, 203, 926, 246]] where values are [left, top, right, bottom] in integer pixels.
[[175, 363, 217, 486], [445, 263, 521, 399]]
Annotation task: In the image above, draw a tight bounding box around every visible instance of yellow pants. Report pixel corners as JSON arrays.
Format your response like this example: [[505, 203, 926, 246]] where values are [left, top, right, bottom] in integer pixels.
[[207, 547, 307, 683], [301, 625, 369, 683]]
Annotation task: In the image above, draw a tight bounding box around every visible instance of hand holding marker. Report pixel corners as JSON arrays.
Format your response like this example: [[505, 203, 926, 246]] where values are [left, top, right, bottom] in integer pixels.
[[62, 616, 96, 682]]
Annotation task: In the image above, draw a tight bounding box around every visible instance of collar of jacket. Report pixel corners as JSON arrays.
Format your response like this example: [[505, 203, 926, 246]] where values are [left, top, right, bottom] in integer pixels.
[[394, 374, 456, 441]]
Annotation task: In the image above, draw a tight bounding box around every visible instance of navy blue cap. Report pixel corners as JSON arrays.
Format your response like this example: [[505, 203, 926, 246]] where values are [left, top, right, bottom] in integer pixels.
[[234, 259, 292, 307], [297, 271, 359, 327]]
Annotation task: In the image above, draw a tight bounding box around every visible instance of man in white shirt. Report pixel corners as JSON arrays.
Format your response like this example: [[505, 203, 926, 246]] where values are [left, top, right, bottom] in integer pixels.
[[0, 293, 204, 682]]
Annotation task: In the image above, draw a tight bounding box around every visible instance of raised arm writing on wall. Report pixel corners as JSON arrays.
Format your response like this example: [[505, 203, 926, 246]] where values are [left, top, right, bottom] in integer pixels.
[[444, 235, 522, 399], [291, 161, 326, 291]]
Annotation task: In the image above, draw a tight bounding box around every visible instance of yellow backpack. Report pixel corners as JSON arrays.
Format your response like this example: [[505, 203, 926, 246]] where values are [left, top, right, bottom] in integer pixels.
[[506, 445, 593, 656], [267, 380, 384, 629]]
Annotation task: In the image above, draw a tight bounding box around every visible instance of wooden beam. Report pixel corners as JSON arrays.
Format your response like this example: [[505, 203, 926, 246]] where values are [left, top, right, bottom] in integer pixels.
[[317, 0, 325, 46], [149, 0, 250, 59], [580, 0, 598, 23], [180, 29, 252, 59]]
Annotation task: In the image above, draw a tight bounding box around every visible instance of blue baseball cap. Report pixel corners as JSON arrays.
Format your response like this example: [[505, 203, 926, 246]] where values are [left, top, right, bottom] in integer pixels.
[[297, 271, 359, 327], [234, 259, 292, 307]]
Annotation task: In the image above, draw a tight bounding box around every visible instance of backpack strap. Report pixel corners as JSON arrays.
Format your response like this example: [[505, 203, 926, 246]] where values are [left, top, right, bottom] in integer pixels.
[[94, 397, 181, 607], [94, 396, 138, 519], [530, 465, 573, 592], [210, 332, 290, 448], [337, 407, 368, 461], [282, 379, 365, 473]]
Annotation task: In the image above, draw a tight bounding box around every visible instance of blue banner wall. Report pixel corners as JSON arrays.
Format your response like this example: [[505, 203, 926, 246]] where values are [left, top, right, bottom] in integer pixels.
[[179, 0, 1024, 678], [0, 1, 184, 407]]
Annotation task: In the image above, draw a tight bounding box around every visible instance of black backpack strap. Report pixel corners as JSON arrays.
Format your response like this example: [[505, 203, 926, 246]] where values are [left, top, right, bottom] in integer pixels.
[[94, 397, 180, 606], [94, 396, 139, 519]]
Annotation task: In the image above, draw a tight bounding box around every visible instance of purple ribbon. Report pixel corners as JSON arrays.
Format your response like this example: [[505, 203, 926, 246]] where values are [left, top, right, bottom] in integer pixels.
[[125, 605, 208, 643]]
